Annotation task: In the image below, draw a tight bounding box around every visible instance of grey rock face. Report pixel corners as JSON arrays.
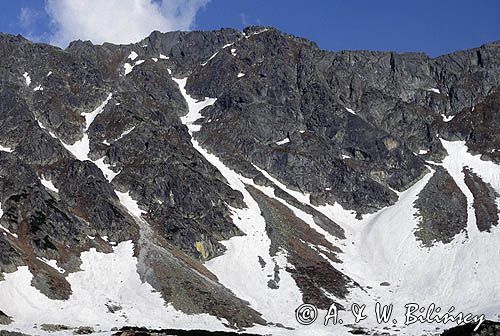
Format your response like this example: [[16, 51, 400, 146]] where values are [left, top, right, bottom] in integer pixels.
[[440, 88, 500, 163], [413, 168, 467, 246], [463, 167, 499, 232], [0, 309, 11, 325], [189, 27, 500, 215], [0, 235, 21, 276]]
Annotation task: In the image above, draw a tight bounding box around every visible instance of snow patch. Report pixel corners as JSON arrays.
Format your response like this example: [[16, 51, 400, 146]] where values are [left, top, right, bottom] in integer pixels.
[[244, 28, 269, 38], [33, 85, 43, 91], [230, 48, 237, 56], [255, 165, 312, 205], [441, 114, 455, 122], [0, 225, 17, 238], [276, 137, 290, 145], [201, 51, 219, 66], [61, 135, 91, 161], [159, 54, 169, 59], [36, 257, 65, 274], [345, 107, 356, 114], [427, 88, 441, 94], [40, 177, 59, 193], [439, 139, 500, 235], [0, 145, 13, 152], [61, 94, 112, 161], [104, 126, 135, 146], [83, 94, 112, 130], [123, 63, 133, 75], [23, 72, 31, 86], [115, 191, 144, 218], [93, 157, 120, 182], [123, 59, 144, 75], [171, 77, 216, 133], [128, 51, 138, 61], [237, 72, 245, 78], [116, 126, 135, 140]]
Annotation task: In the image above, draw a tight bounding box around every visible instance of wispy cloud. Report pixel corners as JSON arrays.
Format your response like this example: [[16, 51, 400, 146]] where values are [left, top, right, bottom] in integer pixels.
[[239, 12, 261, 29], [19, 7, 41, 30], [45, 0, 209, 47]]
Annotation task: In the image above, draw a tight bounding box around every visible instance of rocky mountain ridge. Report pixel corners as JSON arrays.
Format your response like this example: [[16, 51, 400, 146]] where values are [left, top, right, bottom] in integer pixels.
[[0, 26, 498, 335]]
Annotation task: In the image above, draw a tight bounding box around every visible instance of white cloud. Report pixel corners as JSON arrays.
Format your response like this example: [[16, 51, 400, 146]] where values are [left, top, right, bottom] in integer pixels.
[[45, 0, 209, 47]]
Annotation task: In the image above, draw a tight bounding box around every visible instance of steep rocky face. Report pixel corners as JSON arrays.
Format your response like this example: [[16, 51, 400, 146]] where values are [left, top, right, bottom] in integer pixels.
[[189, 29, 424, 214], [0, 27, 499, 335], [187, 28, 500, 215], [413, 167, 468, 246], [463, 167, 499, 232], [440, 88, 500, 163], [0, 30, 264, 328]]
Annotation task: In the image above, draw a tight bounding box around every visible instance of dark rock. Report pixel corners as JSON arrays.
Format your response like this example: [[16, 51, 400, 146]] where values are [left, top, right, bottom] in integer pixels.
[[0, 331, 29, 336], [73, 326, 94, 335], [40, 324, 71, 332], [441, 88, 500, 163], [414, 168, 468, 246], [113, 326, 263, 336], [0, 309, 11, 325], [441, 320, 500, 336], [463, 167, 499, 232]]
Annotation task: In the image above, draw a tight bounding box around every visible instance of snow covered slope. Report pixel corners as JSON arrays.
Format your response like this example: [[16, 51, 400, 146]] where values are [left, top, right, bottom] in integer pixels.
[[0, 241, 226, 335]]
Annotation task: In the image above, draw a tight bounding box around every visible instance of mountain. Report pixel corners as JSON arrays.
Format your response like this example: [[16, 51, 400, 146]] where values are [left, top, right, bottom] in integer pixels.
[[0, 26, 498, 336]]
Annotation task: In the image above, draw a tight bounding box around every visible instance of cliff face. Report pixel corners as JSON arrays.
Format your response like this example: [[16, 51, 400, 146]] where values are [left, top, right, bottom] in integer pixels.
[[0, 27, 498, 335]]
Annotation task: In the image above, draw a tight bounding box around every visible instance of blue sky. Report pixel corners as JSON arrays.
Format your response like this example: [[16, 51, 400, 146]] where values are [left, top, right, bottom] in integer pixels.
[[1, 0, 499, 57]]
